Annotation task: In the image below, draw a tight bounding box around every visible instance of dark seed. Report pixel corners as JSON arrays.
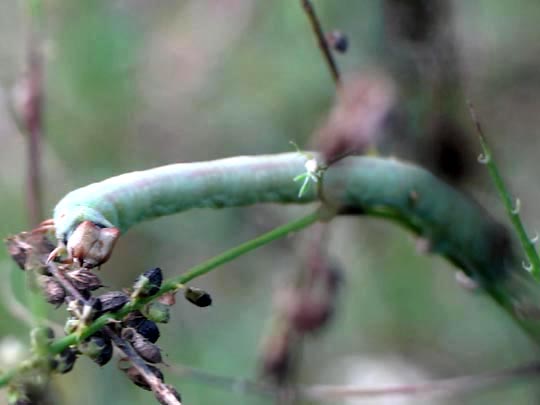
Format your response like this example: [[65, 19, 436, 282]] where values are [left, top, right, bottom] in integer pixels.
[[326, 30, 348, 53], [132, 267, 163, 298], [184, 287, 212, 307], [124, 313, 160, 343], [79, 333, 113, 366], [53, 348, 78, 374], [97, 291, 130, 314]]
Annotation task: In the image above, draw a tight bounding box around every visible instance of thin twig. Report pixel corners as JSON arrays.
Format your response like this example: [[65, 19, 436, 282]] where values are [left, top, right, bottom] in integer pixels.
[[169, 363, 276, 398], [166, 358, 540, 402], [300, 360, 540, 401], [467, 101, 540, 279], [25, 41, 44, 226], [300, 0, 341, 85], [21, 15, 45, 227], [47, 263, 181, 405]]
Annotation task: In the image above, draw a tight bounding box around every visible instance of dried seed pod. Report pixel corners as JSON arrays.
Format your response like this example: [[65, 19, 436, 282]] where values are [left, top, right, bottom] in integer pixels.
[[96, 291, 130, 314], [184, 287, 212, 307], [37, 275, 65, 306], [124, 312, 160, 343], [66, 269, 103, 291], [53, 347, 78, 374], [326, 30, 349, 53], [144, 302, 170, 324], [155, 384, 182, 405], [78, 333, 113, 366], [132, 267, 163, 298], [5, 228, 56, 271], [121, 363, 164, 391], [122, 328, 162, 364]]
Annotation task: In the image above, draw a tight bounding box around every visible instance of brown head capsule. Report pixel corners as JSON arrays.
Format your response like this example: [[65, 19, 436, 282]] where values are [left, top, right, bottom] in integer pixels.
[[67, 221, 120, 268]]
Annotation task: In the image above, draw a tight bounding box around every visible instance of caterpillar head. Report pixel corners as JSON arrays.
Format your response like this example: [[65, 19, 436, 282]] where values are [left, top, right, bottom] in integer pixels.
[[47, 219, 120, 269], [67, 221, 120, 268], [50, 206, 120, 268]]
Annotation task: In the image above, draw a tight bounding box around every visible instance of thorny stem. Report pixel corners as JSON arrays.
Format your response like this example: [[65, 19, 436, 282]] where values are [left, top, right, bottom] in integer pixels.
[[0, 211, 321, 388], [47, 263, 181, 405], [468, 102, 540, 279], [300, 0, 341, 85]]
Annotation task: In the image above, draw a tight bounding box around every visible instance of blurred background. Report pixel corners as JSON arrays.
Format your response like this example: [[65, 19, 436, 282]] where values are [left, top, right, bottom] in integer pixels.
[[1, 0, 540, 404]]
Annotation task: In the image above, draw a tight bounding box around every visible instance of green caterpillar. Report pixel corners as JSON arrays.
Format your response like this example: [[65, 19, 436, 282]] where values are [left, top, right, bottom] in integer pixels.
[[51, 152, 540, 328]]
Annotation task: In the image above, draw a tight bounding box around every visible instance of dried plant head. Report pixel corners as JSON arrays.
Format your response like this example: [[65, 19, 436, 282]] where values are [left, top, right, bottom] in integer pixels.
[[315, 70, 397, 165]]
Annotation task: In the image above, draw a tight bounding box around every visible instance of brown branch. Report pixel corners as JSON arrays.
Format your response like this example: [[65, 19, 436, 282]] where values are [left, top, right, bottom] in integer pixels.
[[24, 31, 45, 227], [300, 0, 341, 85]]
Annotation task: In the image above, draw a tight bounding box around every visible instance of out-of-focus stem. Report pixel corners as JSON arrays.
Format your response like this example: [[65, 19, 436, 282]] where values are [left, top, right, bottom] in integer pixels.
[[300, 0, 341, 85], [468, 102, 540, 279]]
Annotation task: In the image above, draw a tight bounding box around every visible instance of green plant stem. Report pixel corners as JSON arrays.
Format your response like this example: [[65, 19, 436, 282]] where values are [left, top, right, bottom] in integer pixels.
[[469, 104, 540, 279], [169, 210, 320, 285], [0, 211, 321, 388]]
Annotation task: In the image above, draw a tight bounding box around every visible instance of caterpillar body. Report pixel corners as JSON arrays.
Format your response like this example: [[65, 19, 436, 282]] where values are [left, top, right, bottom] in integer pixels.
[[50, 153, 540, 324]]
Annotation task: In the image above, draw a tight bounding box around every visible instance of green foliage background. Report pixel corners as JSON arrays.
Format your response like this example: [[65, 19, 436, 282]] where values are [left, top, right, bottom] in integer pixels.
[[1, 1, 540, 404]]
